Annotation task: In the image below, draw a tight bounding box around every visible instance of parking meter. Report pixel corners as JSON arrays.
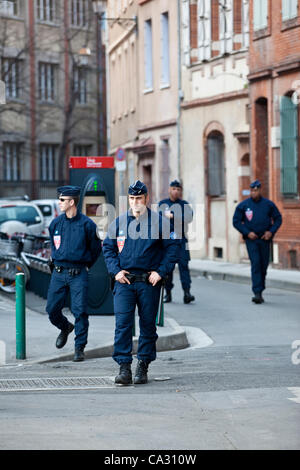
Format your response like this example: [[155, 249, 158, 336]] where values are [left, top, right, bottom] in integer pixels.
[[69, 157, 115, 315]]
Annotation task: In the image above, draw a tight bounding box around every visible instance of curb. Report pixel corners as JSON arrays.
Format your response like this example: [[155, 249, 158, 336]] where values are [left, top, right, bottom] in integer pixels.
[[189, 267, 300, 292], [26, 317, 189, 365]]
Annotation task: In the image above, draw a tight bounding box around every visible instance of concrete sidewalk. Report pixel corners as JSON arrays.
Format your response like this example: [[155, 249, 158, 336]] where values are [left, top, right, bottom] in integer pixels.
[[1, 257, 299, 366], [0, 292, 189, 366], [189, 259, 300, 292]]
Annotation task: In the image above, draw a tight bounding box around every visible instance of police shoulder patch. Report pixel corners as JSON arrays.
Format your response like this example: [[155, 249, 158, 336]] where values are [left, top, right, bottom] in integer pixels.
[[170, 232, 177, 240]]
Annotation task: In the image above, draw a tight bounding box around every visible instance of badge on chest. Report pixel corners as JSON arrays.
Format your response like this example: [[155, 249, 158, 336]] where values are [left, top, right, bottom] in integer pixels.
[[54, 235, 61, 250], [117, 235, 125, 253], [245, 208, 253, 221]]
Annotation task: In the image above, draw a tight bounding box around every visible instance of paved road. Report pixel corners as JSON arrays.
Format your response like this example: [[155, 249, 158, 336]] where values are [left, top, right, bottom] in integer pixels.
[[0, 274, 299, 450]]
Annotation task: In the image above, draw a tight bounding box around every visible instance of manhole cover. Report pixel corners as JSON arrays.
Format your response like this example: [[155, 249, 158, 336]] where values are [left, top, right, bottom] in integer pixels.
[[0, 376, 115, 392]]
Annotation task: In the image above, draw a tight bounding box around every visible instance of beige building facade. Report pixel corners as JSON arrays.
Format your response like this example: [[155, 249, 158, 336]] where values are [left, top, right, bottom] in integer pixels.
[[106, 0, 180, 210], [180, 0, 250, 262]]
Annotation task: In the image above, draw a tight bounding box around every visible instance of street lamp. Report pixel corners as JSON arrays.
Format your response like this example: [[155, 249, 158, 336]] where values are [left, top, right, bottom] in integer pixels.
[[91, 0, 137, 29]]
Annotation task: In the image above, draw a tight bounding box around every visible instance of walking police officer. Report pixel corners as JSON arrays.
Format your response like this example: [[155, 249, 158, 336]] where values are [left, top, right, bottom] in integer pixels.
[[158, 180, 195, 304], [233, 180, 282, 304], [102, 180, 178, 385], [46, 185, 102, 361]]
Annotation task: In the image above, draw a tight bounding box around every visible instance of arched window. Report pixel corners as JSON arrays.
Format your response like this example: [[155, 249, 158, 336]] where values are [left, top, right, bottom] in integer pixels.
[[207, 132, 225, 196]]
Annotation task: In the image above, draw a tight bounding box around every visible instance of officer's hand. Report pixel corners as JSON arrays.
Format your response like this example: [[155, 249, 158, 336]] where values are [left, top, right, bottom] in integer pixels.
[[261, 231, 272, 240], [115, 270, 130, 284], [248, 232, 258, 240], [148, 271, 162, 286]]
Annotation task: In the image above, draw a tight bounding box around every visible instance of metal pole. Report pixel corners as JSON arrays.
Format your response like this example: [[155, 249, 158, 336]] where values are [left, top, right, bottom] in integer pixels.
[[16, 273, 26, 360]]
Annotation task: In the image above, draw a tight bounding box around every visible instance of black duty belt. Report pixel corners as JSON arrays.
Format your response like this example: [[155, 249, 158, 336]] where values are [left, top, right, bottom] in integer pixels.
[[54, 266, 82, 276], [126, 273, 150, 283]]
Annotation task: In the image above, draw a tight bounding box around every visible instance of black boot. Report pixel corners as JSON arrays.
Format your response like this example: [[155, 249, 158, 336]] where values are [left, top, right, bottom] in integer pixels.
[[73, 348, 85, 362], [252, 293, 264, 304], [163, 290, 172, 303], [183, 289, 195, 304], [115, 363, 132, 385], [55, 322, 74, 349], [133, 360, 149, 384]]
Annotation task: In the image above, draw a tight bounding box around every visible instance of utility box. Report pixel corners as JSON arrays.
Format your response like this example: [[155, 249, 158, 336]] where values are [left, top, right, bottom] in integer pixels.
[[69, 156, 115, 315]]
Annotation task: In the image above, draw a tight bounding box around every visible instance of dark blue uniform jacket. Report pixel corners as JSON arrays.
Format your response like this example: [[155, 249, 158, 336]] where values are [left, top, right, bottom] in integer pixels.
[[233, 197, 282, 239], [158, 198, 193, 240], [102, 208, 179, 278], [49, 212, 101, 268]]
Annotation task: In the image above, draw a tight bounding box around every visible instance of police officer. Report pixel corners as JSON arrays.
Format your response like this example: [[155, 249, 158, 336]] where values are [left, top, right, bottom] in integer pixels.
[[158, 180, 195, 304], [102, 180, 178, 385], [46, 185, 101, 361], [233, 180, 282, 304]]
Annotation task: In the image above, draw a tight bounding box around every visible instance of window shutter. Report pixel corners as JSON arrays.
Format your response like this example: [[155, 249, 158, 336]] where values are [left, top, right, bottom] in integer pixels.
[[182, 0, 190, 66], [280, 96, 298, 196], [198, 0, 211, 61], [253, 0, 268, 30]]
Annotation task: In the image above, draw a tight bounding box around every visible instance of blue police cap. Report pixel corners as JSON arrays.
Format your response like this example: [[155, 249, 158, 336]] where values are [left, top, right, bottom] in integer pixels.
[[170, 179, 182, 188], [128, 180, 147, 195], [57, 185, 81, 197], [250, 180, 261, 189]]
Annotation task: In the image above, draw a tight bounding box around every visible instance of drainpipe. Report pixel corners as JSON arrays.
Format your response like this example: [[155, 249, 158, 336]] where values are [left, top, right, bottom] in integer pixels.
[[177, 0, 182, 180]]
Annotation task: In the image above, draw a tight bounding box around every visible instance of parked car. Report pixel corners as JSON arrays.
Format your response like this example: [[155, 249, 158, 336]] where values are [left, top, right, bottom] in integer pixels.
[[0, 200, 45, 236], [31, 199, 61, 229]]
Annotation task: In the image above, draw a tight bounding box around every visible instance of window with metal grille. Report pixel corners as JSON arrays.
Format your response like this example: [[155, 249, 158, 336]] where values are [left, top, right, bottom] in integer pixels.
[[280, 95, 298, 197], [38, 62, 56, 102], [37, 0, 55, 22], [1, 58, 21, 99], [73, 144, 92, 156], [70, 0, 89, 27], [282, 0, 298, 20], [73, 66, 88, 104], [207, 133, 226, 197], [40, 144, 57, 181], [3, 142, 21, 181]]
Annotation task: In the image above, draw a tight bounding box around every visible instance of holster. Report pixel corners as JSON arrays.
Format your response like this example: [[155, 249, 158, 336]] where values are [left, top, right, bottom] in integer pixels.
[[47, 257, 54, 273]]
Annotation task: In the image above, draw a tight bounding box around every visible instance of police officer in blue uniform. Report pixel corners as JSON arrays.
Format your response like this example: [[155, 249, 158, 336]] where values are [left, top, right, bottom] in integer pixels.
[[46, 185, 101, 361], [158, 180, 195, 304], [233, 180, 282, 304], [102, 180, 178, 385]]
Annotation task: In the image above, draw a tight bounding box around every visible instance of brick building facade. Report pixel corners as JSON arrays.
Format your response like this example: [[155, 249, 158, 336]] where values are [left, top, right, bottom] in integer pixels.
[[248, 0, 300, 268]]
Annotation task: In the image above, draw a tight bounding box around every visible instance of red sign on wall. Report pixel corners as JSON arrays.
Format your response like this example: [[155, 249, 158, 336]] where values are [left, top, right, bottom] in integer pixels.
[[69, 156, 115, 169]]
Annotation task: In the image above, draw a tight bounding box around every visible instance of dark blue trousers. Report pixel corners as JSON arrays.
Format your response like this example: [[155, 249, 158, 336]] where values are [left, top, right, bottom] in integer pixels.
[[113, 282, 161, 365], [165, 240, 191, 292], [245, 239, 271, 294], [46, 269, 89, 349]]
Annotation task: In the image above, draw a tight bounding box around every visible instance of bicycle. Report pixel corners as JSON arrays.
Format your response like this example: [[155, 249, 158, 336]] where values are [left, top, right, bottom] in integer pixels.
[[0, 232, 50, 294]]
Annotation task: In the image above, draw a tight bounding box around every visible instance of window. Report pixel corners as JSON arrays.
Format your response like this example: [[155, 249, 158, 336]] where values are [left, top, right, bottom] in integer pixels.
[[70, 0, 89, 27], [37, 0, 55, 22], [3, 143, 21, 181], [160, 12, 170, 86], [73, 66, 88, 104], [253, 0, 268, 31], [219, 0, 233, 54], [242, 0, 249, 47], [198, 0, 211, 60], [40, 144, 57, 181], [38, 62, 56, 102], [0, 0, 18, 16], [207, 133, 226, 197], [182, 0, 190, 66], [73, 144, 92, 156], [280, 95, 298, 197], [1, 58, 21, 99], [282, 0, 298, 20], [144, 19, 153, 90]]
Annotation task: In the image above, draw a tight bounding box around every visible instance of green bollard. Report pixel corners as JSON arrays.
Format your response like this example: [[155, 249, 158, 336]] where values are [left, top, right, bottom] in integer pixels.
[[16, 273, 26, 360]]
